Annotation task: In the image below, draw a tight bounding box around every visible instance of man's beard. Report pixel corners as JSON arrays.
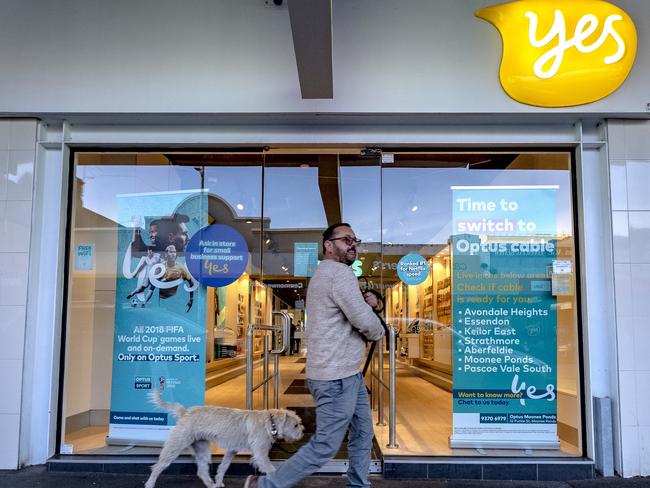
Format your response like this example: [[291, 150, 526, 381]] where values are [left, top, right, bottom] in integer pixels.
[[342, 248, 356, 266]]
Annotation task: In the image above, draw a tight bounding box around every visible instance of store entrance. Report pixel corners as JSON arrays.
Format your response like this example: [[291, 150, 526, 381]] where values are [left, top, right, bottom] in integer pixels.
[[200, 153, 381, 471]]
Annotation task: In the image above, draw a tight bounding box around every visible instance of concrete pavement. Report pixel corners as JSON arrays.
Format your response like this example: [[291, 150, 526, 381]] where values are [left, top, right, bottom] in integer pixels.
[[1, 466, 650, 488]]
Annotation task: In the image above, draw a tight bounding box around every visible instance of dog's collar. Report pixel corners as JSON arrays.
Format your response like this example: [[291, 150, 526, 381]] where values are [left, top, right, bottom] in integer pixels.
[[269, 414, 278, 439]]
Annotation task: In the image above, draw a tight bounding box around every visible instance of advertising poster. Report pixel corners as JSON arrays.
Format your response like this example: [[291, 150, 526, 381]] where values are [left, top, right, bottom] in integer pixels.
[[74, 243, 94, 271], [294, 242, 319, 277], [449, 185, 560, 449], [397, 253, 430, 286], [108, 190, 207, 446]]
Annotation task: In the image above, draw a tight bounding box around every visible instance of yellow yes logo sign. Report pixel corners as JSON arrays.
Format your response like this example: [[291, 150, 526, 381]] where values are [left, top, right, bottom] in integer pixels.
[[476, 0, 637, 107]]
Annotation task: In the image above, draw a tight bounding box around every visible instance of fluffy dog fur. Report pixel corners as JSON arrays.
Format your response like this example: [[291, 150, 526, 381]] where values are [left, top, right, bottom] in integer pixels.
[[144, 390, 304, 488]]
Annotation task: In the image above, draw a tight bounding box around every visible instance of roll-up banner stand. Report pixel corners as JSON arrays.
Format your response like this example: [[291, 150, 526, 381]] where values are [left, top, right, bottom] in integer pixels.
[[449, 185, 560, 450], [107, 190, 207, 446]]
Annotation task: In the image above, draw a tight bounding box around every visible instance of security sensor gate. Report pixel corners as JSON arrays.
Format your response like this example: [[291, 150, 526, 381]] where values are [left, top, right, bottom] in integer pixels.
[[246, 311, 291, 409]]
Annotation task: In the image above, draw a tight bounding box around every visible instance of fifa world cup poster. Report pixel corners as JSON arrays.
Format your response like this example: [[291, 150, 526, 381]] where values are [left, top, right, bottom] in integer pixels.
[[108, 190, 207, 445]]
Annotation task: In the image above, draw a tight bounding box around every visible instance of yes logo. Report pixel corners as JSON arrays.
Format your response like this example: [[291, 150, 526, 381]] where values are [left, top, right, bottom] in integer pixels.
[[476, 0, 637, 107]]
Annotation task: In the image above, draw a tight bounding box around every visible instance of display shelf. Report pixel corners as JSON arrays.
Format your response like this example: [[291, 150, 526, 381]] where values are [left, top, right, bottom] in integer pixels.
[[436, 277, 451, 325], [422, 332, 434, 360]]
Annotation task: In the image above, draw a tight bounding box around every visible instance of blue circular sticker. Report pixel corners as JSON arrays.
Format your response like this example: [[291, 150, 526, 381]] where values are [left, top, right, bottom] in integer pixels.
[[397, 253, 430, 286], [186, 224, 249, 287]]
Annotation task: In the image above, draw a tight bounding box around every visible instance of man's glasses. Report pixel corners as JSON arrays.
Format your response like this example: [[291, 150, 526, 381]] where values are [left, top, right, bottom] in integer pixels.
[[328, 236, 362, 246]]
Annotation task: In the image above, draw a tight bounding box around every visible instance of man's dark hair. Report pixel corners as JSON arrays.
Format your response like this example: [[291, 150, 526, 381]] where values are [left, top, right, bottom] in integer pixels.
[[322, 222, 352, 254]]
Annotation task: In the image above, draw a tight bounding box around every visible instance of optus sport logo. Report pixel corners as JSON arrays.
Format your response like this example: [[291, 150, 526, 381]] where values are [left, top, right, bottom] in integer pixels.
[[476, 0, 637, 107]]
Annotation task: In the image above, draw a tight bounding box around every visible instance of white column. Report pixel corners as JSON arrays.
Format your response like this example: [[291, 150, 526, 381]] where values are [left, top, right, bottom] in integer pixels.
[[18, 121, 69, 467], [608, 120, 650, 477], [0, 119, 37, 469]]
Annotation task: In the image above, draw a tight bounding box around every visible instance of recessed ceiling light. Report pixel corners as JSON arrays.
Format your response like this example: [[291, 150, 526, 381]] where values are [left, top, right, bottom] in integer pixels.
[[245, 220, 252, 224], [411, 206, 418, 212], [236, 203, 244, 210]]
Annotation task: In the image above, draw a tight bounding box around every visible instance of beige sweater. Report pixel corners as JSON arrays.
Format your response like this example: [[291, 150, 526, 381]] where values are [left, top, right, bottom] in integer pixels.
[[305, 259, 384, 381]]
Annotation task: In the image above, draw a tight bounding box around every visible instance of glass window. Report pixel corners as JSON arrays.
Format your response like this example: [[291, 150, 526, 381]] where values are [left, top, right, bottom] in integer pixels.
[[61, 150, 582, 460], [376, 152, 581, 456]]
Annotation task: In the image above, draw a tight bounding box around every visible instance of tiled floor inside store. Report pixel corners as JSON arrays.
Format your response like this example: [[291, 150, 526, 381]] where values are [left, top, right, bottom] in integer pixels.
[[64, 354, 580, 458]]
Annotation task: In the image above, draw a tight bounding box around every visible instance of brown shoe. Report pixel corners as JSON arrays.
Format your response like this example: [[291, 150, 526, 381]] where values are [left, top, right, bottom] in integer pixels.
[[244, 475, 259, 488]]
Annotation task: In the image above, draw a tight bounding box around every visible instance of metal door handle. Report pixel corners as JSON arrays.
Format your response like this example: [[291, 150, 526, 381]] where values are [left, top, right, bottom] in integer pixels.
[[270, 311, 291, 354]]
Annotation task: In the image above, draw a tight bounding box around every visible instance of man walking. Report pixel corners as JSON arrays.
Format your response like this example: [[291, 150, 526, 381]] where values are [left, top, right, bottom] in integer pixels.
[[246, 223, 385, 488]]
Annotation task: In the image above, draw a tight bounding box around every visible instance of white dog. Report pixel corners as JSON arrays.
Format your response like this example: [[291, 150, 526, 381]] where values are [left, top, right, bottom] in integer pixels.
[[145, 390, 304, 488]]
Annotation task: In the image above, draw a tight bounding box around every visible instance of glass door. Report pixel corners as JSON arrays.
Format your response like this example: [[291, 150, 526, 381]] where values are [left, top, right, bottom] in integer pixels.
[[197, 156, 264, 405], [260, 151, 382, 464]]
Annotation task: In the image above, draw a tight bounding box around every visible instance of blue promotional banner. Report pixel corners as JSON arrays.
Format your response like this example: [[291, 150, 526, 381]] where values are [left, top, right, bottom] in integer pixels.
[[449, 185, 560, 450], [108, 190, 207, 445]]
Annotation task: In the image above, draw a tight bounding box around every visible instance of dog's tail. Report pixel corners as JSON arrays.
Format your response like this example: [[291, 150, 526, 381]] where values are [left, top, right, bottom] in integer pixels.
[[148, 389, 186, 418]]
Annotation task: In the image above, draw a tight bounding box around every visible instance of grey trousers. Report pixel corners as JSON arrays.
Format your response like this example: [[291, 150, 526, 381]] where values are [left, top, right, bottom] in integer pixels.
[[259, 372, 373, 488]]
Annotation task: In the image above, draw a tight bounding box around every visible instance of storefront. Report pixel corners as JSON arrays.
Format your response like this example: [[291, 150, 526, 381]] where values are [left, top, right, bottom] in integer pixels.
[[1, 0, 649, 480]]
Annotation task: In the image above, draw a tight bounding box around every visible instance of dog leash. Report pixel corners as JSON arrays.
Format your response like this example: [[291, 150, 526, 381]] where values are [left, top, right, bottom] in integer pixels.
[[269, 413, 301, 454], [269, 413, 278, 439], [360, 286, 390, 377], [274, 443, 299, 455]]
